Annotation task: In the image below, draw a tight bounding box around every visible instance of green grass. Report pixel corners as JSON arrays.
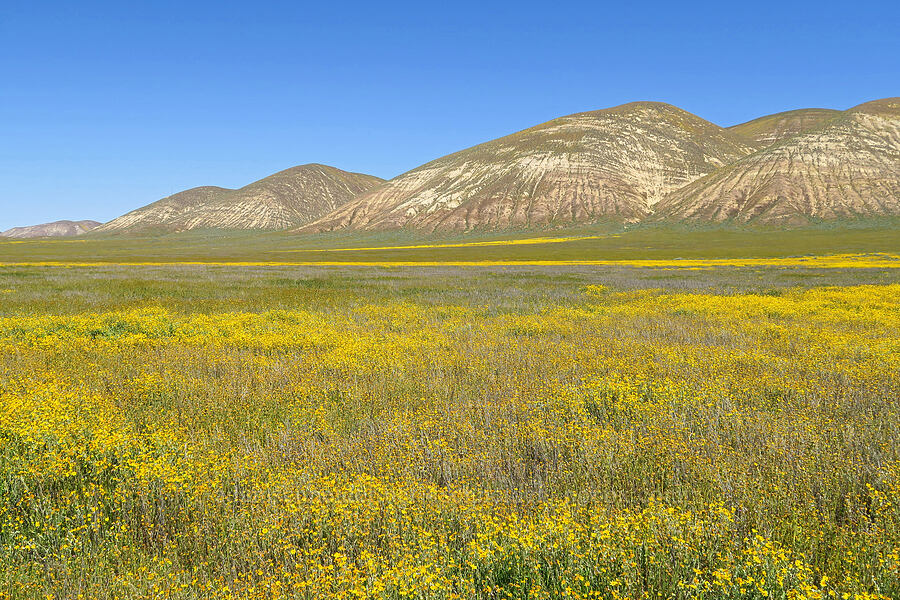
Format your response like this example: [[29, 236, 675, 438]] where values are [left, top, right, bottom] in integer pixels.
[[1, 263, 898, 317], [1, 221, 898, 264]]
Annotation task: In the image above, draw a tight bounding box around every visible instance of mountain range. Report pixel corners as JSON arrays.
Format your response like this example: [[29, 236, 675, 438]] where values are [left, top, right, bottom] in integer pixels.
[[304, 98, 899, 232], [1, 220, 101, 239], [4, 98, 898, 237], [93, 164, 384, 233], [304, 102, 753, 232], [660, 99, 900, 225]]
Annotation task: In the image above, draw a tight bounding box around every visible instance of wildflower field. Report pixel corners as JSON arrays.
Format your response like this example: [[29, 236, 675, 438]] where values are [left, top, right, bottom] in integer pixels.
[[0, 263, 898, 599]]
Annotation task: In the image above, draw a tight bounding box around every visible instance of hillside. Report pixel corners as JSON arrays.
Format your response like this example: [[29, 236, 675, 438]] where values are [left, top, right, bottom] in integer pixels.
[[58, 98, 900, 236], [1, 219, 101, 238], [302, 102, 754, 232], [726, 108, 841, 146], [94, 164, 384, 233], [655, 98, 900, 225]]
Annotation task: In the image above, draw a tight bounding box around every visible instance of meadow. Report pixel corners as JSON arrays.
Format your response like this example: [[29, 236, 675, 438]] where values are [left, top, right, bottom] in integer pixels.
[[1, 222, 898, 264], [1, 230, 899, 599]]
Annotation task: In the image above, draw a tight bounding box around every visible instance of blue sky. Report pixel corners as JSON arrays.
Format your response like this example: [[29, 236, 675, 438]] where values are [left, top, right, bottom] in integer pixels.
[[1, 0, 897, 230]]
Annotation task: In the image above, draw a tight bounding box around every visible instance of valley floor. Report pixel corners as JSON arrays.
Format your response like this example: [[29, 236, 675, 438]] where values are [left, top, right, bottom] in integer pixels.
[[0, 261, 898, 599], [1, 222, 899, 264]]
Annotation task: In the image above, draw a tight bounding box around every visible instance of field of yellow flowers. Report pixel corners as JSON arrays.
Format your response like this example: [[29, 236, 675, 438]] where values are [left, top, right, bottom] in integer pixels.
[[0, 265, 898, 599]]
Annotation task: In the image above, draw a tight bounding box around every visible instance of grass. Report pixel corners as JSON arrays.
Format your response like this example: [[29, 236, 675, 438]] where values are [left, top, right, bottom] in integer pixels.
[[0, 229, 898, 599], [1, 221, 898, 263]]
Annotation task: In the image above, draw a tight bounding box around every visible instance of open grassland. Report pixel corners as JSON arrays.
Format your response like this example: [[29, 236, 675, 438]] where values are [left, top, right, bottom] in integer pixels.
[[1, 262, 899, 599], [1, 223, 898, 264], [2, 254, 900, 269]]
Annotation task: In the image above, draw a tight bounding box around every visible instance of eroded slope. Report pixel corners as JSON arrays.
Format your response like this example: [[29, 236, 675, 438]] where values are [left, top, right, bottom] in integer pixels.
[[656, 99, 900, 225], [95, 165, 384, 233], [303, 102, 753, 232], [1, 220, 101, 238], [727, 108, 841, 147]]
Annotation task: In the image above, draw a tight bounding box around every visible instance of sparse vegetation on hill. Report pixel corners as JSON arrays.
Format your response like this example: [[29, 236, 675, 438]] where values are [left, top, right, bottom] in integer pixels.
[[302, 98, 900, 233], [725, 108, 841, 146], [94, 164, 384, 233], [656, 99, 900, 225], [1, 220, 101, 239], [28, 98, 893, 238], [303, 102, 754, 232]]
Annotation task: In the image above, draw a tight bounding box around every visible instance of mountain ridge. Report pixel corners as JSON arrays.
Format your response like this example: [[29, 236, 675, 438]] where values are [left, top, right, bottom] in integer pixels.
[[94, 164, 385, 233], [654, 98, 900, 225], [726, 108, 842, 147], [301, 97, 899, 233], [1, 220, 101, 238], [57, 97, 900, 236], [301, 102, 754, 233]]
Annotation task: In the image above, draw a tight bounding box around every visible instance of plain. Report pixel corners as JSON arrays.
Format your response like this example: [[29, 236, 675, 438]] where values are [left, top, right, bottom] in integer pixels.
[[0, 228, 898, 599]]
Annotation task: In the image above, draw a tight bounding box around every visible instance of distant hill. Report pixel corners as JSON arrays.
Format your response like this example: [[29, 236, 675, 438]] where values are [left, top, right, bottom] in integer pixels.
[[655, 98, 900, 225], [1, 219, 101, 238], [726, 108, 841, 147], [94, 164, 384, 233], [55, 98, 900, 237], [300, 98, 899, 233], [301, 102, 754, 232]]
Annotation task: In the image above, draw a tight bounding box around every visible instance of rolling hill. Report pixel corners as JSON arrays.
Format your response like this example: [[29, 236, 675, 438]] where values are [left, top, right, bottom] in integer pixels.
[[1, 219, 101, 238], [78, 98, 900, 236], [726, 108, 841, 147], [301, 102, 754, 232], [94, 164, 384, 233], [655, 98, 900, 225]]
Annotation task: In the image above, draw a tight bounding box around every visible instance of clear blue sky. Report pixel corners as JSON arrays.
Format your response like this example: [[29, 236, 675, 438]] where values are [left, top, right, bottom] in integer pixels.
[[1, 0, 897, 230]]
